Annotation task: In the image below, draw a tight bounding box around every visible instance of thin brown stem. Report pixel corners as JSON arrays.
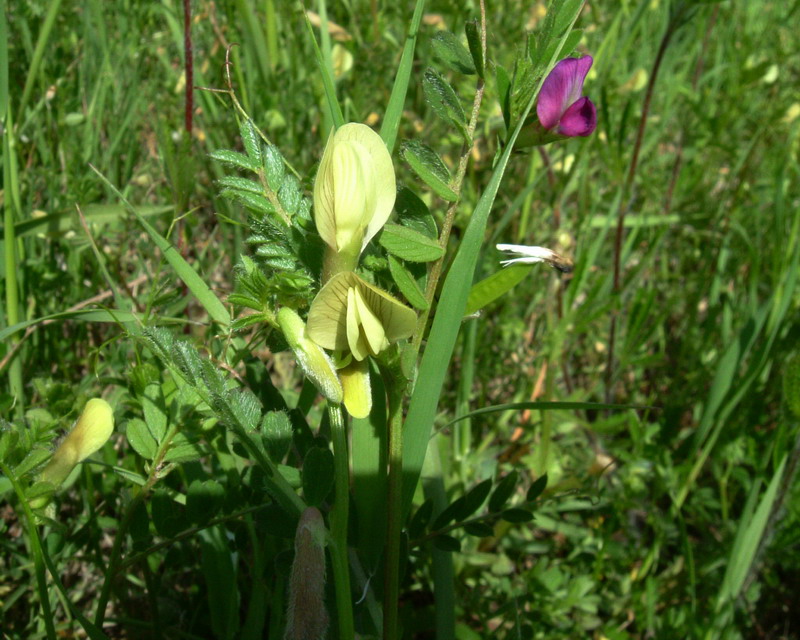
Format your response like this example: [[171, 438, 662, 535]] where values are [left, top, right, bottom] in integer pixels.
[[664, 5, 718, 215], [606, 11, 682, 401], [183, 0, 193, 135]]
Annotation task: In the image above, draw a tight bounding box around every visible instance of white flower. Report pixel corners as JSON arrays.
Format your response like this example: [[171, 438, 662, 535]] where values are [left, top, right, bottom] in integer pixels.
[[496, 243, 573, 273]]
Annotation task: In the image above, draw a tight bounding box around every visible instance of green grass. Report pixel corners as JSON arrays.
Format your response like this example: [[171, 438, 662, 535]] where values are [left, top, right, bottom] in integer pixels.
[[2, 1, 800, 639]]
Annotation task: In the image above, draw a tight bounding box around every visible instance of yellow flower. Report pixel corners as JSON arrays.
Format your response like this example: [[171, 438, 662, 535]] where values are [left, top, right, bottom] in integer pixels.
[[306, 272, 416, 418], [314, 123, 396, 275], [306, 272, 416, 361], [41, 398, 115, 488]]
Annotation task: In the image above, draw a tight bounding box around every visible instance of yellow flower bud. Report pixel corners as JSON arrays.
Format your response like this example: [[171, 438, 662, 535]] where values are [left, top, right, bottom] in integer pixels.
[[41, 398, 115, 488], [277, 307, 343, 404], [314, 123, 396, 266]]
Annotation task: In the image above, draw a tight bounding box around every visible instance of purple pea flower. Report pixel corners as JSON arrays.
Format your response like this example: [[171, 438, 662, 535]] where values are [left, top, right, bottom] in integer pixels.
[[537, 56, 597, 137]]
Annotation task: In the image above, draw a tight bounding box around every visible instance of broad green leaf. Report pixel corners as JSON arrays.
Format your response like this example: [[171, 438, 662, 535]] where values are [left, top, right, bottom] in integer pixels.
[[126, 418, 157, 460], [409, 498, 434, 539], [221, 189, 275, 216], [526, 474, 548, 502], [465, 264, 533, 315], [464, 522, 494, 537], [277, 175, 302, 215], [554, 0, 585, 34], [263, 145, 285, 191], [25, 480, 55, 501], [142, 383, 167, 442], [14, 447, 51, 478], [379, 223, 445, 263], [422, 68, 468, 140], [217, 176, 263, 194], [0, 430, 19, 462], [489, 471, 519, 512], [464, 20, 484, 78], [200, 526, 241, 640], [457, 479, 493, 520], [240, 119, 262, 163], [501, 507, 534, 523], [401, 140, 458, 202], [152, 489, 186, 538], [432, 496, 466, 531], [262, 411, 293, 463], [388, 255, 429, 310], [352, 367, 388, 570], [495, 63, 512, 130], [431, 30, 476, 75], [163, 432, 203, 464], [395, 186, 437, 238]]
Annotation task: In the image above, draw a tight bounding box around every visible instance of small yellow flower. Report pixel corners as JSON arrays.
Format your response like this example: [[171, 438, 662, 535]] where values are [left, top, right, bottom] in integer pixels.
[[306, 272, 416, 418], [41, 398, 115, 488]]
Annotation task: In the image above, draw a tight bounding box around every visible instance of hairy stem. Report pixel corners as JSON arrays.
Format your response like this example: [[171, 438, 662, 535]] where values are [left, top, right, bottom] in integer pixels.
[[0, 462, 57, 640]]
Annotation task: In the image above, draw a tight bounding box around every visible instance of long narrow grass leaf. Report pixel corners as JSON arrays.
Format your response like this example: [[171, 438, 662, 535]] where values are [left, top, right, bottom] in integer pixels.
[[304, 10, 344, 129], [380, 0, 426, 153]]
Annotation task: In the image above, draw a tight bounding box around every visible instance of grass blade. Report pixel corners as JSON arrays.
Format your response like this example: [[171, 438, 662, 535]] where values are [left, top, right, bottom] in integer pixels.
[[380, 0, 426, 153], [304, 9, 344, 129]]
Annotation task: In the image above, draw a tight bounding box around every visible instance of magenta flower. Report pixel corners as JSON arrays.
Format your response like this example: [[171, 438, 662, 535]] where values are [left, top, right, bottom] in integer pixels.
[[537, 56, 596, 137]]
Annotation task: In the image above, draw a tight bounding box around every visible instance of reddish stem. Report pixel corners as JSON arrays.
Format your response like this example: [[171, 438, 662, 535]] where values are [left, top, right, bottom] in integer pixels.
[[183, 0, 193, 135]]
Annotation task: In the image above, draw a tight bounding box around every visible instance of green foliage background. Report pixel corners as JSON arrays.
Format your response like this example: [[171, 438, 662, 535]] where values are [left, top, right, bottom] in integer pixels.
[[2, 0, 799, 638]]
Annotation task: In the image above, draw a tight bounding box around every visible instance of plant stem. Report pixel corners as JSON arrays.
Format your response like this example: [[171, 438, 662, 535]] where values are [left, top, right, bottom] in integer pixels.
[[3, 105, 24, 419], [328, 403, 354, 639], [383, 382, 405, 640], [94, 425, 179, 629], [183, 0, 193, 136], [0, 462, 57, 640]]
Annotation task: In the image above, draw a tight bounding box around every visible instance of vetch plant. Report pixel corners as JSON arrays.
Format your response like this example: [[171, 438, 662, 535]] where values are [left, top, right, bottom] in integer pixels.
[[0, 3, 611, 640], [517, 55, 597, 146]]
